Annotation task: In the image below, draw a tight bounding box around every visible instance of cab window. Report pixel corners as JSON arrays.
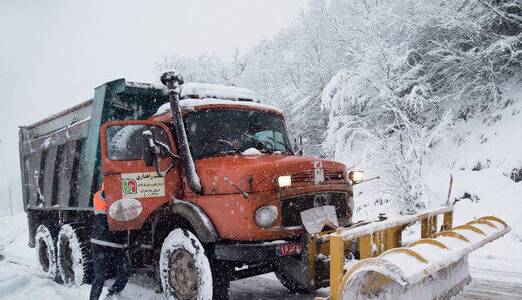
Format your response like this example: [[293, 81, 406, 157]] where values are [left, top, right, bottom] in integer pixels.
[[254, 130, 285, 152], [106, 124, 171, 160]]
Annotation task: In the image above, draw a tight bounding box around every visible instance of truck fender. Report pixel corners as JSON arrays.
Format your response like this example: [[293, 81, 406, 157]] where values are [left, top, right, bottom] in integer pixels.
[[169, 199, 219, 243]]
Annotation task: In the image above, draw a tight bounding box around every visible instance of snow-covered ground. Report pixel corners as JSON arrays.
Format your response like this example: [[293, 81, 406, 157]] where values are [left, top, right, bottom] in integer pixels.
[[0, 211, 521, 299]]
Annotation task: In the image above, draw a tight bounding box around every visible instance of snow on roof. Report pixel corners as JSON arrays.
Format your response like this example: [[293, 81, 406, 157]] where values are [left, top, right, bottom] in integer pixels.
[[126, 81, 165, 90], [181, 82, 258, 101], [153, 82, 281, 116], [155, 98, 283, 116]]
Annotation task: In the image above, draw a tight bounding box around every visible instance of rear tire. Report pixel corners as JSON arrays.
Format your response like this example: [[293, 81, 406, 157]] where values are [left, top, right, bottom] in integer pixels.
[[34, 225, 60, 281], [160, 228, 228, 299], [56, 224, 92, 286]]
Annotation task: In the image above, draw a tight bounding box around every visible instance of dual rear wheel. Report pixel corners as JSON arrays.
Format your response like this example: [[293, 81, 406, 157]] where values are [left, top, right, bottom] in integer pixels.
[[34, 223, 92, 286], [35, 225, 229, 298]]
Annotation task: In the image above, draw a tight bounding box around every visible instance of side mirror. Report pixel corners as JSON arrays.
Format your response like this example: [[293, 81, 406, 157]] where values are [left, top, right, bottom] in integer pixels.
[[142, 130, 155, 167]]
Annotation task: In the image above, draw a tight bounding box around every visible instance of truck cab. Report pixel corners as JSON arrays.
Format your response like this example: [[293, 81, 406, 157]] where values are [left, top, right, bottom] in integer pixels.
[[100, 79, 354, 295], [102, 83, 352, 234]]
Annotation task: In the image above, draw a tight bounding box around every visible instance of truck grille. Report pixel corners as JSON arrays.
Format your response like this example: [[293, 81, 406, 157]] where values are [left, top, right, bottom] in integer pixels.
[[281, 192, 348, 227], [291, 170, 345, 184]]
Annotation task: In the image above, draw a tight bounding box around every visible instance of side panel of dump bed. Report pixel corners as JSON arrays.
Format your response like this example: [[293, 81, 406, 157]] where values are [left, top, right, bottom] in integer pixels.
[[19, 79, 168, 212], [19, 100, 93, 211]]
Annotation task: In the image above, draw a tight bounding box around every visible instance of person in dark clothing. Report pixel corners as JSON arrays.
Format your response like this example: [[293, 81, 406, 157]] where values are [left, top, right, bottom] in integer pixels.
[[89, 186, 130, 300]]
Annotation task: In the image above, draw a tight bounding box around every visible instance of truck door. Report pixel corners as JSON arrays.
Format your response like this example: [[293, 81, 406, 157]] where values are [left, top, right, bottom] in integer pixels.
[[100, 120, 181, 231]]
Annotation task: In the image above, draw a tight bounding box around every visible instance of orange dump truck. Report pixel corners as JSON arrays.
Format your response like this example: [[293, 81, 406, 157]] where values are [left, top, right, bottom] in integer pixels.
[[19, 72, 356, 298]]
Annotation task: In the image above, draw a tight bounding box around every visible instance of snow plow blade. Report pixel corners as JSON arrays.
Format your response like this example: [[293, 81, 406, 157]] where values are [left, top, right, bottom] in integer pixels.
[[339, 216, 510, 300], [312, 210, 510, 300]]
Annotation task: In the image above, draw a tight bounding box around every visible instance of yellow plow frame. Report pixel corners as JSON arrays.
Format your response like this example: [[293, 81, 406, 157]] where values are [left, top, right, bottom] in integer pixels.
[[310, 206, 510, 300]]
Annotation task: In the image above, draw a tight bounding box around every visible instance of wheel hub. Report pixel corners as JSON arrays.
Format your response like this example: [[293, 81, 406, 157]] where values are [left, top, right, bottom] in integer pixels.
[[59, 238, 75, 282], [169, 249, 199, 299], [38, 240, 50, 272]]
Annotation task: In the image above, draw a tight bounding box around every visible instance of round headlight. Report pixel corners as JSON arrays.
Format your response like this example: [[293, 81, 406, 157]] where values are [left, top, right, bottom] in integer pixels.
[[255, 205, 278, 228]]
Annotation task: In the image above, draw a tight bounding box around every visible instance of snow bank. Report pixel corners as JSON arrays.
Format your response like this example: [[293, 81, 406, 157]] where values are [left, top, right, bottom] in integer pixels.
[[0, 213, 36, 266], [423, 90, 522, 239], [0, 262, 90, 299], [350, 85, 522, 240]]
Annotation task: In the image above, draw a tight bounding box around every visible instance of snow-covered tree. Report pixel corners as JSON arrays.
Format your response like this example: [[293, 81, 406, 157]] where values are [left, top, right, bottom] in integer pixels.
[[318, 0, 520, 213]]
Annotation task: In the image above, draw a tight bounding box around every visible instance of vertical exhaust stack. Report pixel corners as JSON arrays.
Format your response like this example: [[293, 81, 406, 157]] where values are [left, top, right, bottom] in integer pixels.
[[161, 71, 202, 194]]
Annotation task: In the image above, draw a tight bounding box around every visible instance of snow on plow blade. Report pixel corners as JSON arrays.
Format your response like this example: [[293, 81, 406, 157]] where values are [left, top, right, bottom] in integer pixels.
[[338, 216, 510, 300], [311, 208, 511, 300]]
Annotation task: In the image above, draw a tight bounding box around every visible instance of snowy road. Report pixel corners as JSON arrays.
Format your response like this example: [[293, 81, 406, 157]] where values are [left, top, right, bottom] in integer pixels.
[[1, 213, 522, 299]]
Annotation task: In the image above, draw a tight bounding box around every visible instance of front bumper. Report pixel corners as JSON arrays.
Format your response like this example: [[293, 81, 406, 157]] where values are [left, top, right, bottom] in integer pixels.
[[213, 240, 301, 262]]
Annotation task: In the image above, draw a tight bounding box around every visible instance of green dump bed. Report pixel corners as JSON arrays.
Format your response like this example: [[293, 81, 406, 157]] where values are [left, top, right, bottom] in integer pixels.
[[18, 79, 168, 212]]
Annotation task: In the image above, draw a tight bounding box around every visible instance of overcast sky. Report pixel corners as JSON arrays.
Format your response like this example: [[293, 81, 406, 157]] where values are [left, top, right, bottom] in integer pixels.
[[0, 0, 306, 210]]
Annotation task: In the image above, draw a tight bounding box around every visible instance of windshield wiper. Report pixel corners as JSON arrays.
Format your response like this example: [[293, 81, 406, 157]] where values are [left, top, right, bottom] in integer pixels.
[[267, 137, 295, 155], [243, 134, 273, 153], [215, 139, 242, 154]]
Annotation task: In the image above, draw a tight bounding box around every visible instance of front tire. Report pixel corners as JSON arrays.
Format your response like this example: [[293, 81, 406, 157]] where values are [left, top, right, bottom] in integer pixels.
[[274, 237, 317, 294], [160, 229, 227, 299], [56, 224, 92, 286], [34, 224, 59, 281], [275, 268, 315, 294]]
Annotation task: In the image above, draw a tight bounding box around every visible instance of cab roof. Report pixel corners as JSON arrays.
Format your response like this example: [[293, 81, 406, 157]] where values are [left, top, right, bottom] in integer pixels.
[[181, 82, 258, 102], [152, 82, 283, 121]]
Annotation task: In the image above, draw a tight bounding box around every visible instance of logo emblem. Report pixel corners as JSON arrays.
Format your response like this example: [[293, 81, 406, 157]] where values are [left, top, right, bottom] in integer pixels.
[[313, 194, 329, 207], [122, 178, 137, 194]]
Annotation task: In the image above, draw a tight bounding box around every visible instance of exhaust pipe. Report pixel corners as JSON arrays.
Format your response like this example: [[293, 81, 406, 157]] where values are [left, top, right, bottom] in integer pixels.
[[161, 71, 202, 194]]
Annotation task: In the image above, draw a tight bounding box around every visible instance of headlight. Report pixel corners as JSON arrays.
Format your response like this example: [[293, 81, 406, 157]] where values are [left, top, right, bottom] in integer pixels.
[[348, 171, 364, 183], [278, 175, 292, 187], [255, 205, 278, 228]]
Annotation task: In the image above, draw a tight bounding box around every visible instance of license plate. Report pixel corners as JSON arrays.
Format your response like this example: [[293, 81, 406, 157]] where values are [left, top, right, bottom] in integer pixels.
[[275, 243, 302, 257]]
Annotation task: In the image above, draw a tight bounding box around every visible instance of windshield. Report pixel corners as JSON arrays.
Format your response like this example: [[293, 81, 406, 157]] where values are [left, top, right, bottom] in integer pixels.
[[184, 109, 292, 159]]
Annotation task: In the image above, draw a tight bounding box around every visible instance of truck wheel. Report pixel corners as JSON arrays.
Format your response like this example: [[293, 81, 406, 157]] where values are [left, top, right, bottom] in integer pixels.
[[160, 229, 225, 300], [276, 249, 354, 293], [275, 268, 314, 294], [274, 238, 317, 294], [57, 224, 92, 286], [34, 225, 59, 281]]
